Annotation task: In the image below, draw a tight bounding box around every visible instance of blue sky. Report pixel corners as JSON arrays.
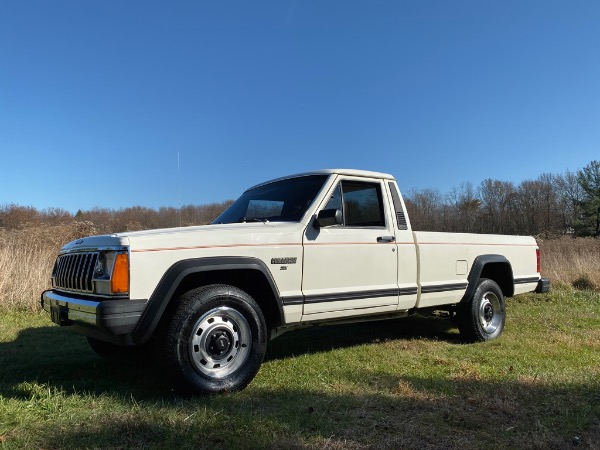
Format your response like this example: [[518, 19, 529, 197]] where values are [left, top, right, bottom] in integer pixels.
[[1, 1, 599, 212]]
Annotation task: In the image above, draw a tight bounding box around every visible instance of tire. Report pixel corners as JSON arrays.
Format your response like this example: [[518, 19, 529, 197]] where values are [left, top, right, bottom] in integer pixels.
[[162, 284, 267, 394], [458, 278, 506, 343]]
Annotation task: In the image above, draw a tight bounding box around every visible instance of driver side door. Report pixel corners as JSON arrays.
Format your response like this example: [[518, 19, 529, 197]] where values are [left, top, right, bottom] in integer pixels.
[[301, 177, 399, 321]]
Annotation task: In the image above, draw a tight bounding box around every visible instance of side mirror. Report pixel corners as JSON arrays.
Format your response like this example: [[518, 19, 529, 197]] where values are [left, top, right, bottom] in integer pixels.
[[313, 209, 342, 228]]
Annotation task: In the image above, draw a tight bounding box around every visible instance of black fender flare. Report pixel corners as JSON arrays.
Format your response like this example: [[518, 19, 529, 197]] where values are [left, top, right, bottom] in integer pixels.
[[132, 256, 283, 344], [460, 254, 514, 304]]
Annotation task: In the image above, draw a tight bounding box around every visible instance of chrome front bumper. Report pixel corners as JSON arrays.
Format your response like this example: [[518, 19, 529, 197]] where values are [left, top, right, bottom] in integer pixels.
[[41, 290, 148, 339]]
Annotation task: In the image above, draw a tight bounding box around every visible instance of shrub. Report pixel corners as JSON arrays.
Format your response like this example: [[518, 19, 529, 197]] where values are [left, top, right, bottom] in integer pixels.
[[572, 275, 597, 291]]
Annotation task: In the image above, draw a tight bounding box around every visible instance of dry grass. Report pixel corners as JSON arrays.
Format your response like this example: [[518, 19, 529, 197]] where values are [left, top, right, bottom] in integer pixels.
[[0, 222, 97, 312], [0, 226, 599, 312], [538, 237, 600, 291]]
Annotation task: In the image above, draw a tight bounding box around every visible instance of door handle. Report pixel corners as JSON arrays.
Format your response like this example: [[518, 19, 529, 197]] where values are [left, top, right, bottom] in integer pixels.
[[377, 236, 396, 243]]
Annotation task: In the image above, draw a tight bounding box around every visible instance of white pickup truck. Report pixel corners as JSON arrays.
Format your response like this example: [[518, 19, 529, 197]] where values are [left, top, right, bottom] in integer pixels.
[[42, 169, 549, 394]]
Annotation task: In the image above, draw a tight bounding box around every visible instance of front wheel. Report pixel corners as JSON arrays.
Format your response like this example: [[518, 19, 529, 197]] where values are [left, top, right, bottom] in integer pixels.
[[458, 278, 506, 343], [162, 284, 267, 394]]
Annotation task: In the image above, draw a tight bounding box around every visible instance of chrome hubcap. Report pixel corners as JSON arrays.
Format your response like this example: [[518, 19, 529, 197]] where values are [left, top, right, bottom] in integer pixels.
[[189, 307, 251, 379], [478, 292, 502, 334]]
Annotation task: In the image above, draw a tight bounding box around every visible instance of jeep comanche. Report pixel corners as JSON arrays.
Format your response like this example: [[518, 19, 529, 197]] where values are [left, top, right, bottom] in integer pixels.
[[42, 169, 550, 394]]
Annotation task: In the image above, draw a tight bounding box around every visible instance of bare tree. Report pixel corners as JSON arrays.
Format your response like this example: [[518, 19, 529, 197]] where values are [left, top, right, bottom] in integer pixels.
[[478, 179, 516, 234], [577, 160, 600, 236], [0, 204, 41, 229], [405, 188, 444, 231], [538, 173, 559, 237], [446, 182, 480, 233]]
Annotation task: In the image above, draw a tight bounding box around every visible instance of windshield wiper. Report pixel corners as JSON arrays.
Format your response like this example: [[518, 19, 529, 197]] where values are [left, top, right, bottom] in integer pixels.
[[238, 217, 270, 224]]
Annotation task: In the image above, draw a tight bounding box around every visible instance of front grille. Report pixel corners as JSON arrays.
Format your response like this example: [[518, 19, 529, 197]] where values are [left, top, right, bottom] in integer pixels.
[[53, 252, 99, 293]]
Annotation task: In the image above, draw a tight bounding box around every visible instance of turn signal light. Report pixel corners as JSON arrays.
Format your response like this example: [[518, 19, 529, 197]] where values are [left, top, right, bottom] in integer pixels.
[[111, 253, 129, 294]]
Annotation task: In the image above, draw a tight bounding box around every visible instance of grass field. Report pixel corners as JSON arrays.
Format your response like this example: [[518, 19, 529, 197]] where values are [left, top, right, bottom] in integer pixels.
[[1, 226, 599, 448], [1, 290, 599, 449]]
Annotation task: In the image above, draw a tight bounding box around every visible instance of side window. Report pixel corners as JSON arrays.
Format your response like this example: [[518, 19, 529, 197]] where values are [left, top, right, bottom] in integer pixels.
[[343, 181, 385, 226], [324, 181, 386, 227]]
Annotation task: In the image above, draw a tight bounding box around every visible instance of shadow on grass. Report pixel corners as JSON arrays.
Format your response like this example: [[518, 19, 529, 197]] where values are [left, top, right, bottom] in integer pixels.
[[0, 325, 172, 400], [19, 375, 600, 449], [0, 315, 458, 400], [266, 314, 460, 361], [1, 320, 599, 449]]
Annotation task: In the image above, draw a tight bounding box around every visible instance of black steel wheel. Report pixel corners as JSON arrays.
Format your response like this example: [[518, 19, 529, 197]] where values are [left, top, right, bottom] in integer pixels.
[[458, 278, 506, 343], [162, 284, 267, 394]]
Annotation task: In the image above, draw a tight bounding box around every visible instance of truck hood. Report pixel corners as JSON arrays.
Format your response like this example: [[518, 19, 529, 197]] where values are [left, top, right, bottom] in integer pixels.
[[60, 234, 130, 253], [121, 222, 306, 252], [62, 222, 306, 253]]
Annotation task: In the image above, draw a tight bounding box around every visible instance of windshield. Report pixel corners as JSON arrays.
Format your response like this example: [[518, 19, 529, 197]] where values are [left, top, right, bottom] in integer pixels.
[[212, 175, 329, 224]]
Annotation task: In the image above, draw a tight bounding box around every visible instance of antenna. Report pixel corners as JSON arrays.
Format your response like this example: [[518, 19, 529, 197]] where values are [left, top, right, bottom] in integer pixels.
[[178, 152, 182, 227]]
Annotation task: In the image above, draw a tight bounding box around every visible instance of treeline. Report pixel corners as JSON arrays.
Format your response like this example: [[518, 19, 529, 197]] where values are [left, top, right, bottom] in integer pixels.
[[405, 160, 600, 237], [0, 201, 233, 234], [1, 160, 599, 237]]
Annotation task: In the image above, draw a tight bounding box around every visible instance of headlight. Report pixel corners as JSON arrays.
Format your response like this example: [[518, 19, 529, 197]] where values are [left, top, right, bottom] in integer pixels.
[[94, 253, 110, 278], [93, 251, 129, 296]]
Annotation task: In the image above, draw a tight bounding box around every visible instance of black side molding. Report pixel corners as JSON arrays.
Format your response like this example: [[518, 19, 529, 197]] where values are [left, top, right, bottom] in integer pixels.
[[514, 276, 541, 285]]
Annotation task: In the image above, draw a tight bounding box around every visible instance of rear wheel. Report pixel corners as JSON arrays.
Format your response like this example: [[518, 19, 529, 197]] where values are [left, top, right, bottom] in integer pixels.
[[162, 284, 267, 394], [458, 278, 505, 342]]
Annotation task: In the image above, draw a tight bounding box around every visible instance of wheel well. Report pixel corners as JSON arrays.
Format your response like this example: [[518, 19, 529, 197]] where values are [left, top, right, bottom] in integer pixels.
[[480, 263, 514, 297], [165, 269, 282, 330]]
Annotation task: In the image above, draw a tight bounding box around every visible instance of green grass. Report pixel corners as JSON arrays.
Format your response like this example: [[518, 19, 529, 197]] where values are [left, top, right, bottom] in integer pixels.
[[1, 290, 599, 449]]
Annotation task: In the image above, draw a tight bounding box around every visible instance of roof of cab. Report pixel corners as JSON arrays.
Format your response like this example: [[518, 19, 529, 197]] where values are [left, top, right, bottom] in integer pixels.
[[247, 169, 395, 191]]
